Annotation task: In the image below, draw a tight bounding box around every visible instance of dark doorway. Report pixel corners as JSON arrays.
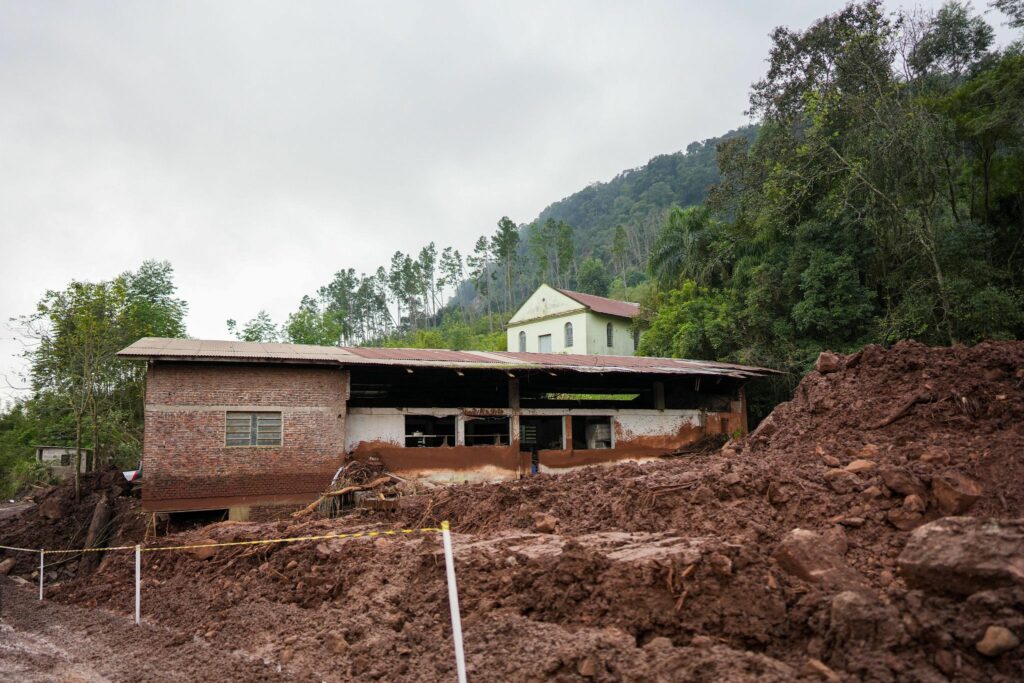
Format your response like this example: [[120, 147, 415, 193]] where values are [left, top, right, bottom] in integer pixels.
[[520, 416, 564, 452]]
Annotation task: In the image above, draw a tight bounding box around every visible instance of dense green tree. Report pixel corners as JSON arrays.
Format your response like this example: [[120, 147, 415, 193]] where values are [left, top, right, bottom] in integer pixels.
[[576, 257, 611, 296]]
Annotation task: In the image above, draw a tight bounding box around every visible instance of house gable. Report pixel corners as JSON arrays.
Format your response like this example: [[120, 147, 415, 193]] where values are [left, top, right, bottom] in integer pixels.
[[507, 284, 585, 325]]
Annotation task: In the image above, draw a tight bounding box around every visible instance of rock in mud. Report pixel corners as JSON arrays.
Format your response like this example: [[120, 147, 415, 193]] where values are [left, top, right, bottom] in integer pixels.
[[815, 352, 842, 374], [898, 517, 1024, 595], [774, 528, 869, 593], [931, 471, 983, 515], [799, 657, 840, 681], [827, 591, 903, 650], [532, 512, 558, 534], [845, 459, 876, 474], [886, 507, 924, 531], [879, 466, 927, 498], [823, 469, 860, 494], [0, 557, 15, 575], [188, 539, 218, 561], [975, 625, 1019, 657], [325, 631, 349, 654]]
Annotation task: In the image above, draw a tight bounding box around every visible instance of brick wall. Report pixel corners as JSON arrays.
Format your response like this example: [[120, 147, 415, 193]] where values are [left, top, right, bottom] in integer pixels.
[[142, 362, 349, 510]]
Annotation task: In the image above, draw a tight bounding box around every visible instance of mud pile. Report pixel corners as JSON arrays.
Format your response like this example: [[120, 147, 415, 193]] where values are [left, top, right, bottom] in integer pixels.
[[10, 340, 1024, 681], [0, 468, 144, 578]]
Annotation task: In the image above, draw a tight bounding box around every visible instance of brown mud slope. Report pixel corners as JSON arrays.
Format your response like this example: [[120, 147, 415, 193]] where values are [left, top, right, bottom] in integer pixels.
[[0, 468, 144, 576], [3, 339, 1022, 682]]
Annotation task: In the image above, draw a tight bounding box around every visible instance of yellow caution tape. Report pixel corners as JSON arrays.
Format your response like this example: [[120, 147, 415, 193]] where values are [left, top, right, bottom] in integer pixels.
[[32, 525, 446, 556]]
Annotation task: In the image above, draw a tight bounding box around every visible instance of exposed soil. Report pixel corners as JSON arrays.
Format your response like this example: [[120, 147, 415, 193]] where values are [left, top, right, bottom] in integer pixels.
[[2, 339, 1023, 681]]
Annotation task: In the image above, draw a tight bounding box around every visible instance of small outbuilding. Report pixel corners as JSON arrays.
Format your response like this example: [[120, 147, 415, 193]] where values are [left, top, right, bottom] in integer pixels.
[[35, 446, 91, 480]]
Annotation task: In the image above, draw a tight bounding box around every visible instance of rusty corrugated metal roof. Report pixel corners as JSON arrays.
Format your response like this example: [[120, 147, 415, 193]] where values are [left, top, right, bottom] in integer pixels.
[[117, 338, 778, 378], [346, 347, 492, 363], [553, 288, 640, 319]]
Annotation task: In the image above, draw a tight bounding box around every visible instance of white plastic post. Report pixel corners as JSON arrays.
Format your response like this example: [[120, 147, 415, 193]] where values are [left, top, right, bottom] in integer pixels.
[[38, 550, 44, 601], [440, 521, 467, 683], [134, 544, 141, 625]]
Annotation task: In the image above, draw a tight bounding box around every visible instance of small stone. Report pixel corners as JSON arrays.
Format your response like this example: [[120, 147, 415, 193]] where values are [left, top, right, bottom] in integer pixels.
[[279, 648, 294, 664], [932, 472, 983, 515], [823, 469, 860, 494], [886, 507, 923, 531], [903, 494, 926, 513], [822, 526, 848, 556], [976, 626, 1019, 657], [576, 655, 599, 678], [532, 512, 558, 534], [920, 448, 950, 464], [204, 630, 216, 639], [846, 459, 877, 474], [822, 455, 841, 468], [860, 485, 883, 500], [815, 352, 842, 374], [879, 467, 927, 498], [286, 560, 299, 571], [838, 517, 865, 528], [325, 631, 349, 654], [933, 649, 957, 676], [709, 553, 733, 577], [800, 657, 840, 681], [0, 558, 15, 575], [284, 635, 299, 645], [188, 539, 218, 561], [857, 443, 880, 459]]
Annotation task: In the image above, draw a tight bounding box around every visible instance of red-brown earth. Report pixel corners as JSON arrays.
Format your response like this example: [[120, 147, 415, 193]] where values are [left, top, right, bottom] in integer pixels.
[[1, 339, 1022, 681]]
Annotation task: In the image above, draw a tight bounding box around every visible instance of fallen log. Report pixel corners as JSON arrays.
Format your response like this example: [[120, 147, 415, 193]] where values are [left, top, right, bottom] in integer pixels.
[[292, 476, 394, 518]]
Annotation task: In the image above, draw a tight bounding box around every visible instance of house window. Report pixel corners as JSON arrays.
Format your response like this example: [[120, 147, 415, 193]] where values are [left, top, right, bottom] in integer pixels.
[[538, 334, 552, 352], [518, 330, 526, 352], [564, 322, 573, 347], [633, 328, 640, 349], [226, 411, 282, 446], [606, 322, 613, 347], [60, 452, 71, 466]]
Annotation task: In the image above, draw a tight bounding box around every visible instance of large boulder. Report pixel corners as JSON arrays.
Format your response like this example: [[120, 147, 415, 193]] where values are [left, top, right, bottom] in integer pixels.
[[898, 517, 1024, 595], [774, 529, 870, 593]]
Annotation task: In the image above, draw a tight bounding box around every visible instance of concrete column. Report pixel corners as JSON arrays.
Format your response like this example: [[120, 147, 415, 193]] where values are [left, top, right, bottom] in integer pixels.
[[455, 414, 466, 446], [653, 381, 665, 411]]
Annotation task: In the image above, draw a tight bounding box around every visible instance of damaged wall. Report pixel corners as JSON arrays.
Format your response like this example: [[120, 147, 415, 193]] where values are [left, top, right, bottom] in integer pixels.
[[348, 407, 734, 482], [142, 362, 349, 512]]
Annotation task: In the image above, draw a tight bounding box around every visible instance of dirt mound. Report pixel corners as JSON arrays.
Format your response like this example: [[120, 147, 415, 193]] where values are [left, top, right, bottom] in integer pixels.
[[12, 340, 1024, 681], [0, 468, 144, 578]]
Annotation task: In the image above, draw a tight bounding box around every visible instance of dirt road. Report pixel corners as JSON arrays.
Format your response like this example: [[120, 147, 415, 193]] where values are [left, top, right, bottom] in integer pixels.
[[0, 578, 292, 682]]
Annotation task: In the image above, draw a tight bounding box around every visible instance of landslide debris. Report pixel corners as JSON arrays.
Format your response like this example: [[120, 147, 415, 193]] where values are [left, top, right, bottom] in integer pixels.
[[0, 468, 144, 579], [4, 339, 1022, 681]]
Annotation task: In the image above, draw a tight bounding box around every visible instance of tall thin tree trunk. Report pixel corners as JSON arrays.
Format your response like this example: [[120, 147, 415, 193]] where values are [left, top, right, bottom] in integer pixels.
[[74, 415, 82, 502]]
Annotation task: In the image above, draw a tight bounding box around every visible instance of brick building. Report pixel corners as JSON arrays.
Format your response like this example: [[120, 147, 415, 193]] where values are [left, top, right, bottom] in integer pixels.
[[119, 338, 775, 519]]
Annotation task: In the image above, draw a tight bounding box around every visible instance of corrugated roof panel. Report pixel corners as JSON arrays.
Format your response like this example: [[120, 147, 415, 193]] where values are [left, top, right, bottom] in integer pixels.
[[116, 338, 779, 377], [553, 288, 640, 319], [346, 347, 495, 363]]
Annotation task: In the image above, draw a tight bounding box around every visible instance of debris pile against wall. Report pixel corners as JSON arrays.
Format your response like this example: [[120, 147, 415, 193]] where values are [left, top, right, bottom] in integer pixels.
[[2, 340, 1022, 681], [0, 468, 144, 577]]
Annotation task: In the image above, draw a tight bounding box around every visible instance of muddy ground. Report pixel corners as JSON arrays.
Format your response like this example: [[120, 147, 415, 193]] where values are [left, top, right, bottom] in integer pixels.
[[1, 339, 1022, 681]]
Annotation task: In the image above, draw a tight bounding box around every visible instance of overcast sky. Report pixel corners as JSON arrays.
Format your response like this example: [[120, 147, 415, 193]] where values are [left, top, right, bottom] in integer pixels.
[[0, 1, 1015, 400]]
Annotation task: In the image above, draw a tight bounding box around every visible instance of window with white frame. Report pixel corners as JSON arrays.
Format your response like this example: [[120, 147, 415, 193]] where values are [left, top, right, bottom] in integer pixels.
[[226, 411, 282, 446], [564, 322, 573, 347], [606, 322, 613, 347], [518, 330, 526, 352]]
